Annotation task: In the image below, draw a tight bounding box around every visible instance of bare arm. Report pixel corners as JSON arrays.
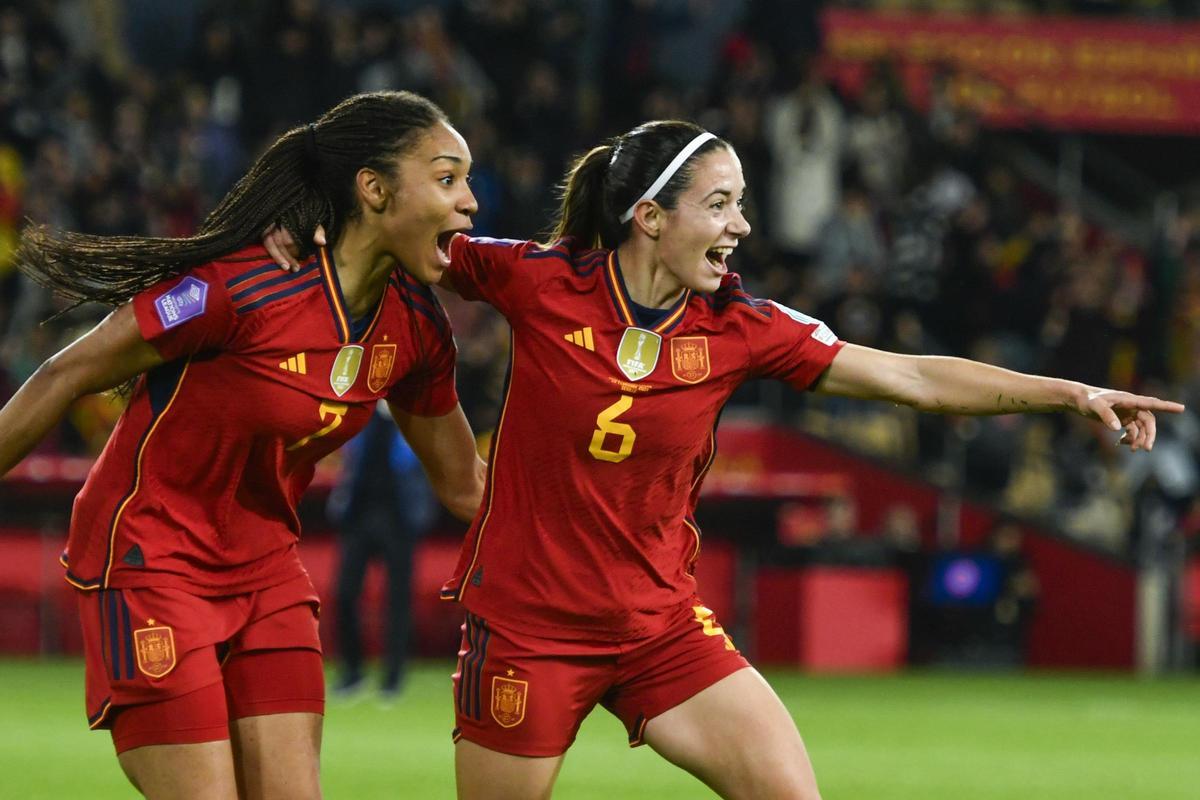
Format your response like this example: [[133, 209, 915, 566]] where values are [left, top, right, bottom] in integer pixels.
[[815, 343, 1185, 450], [389, 401, 485, 522], [0, 304, 164, 476]]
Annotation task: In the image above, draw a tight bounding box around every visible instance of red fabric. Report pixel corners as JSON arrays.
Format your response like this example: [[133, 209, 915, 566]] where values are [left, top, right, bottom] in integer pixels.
[[222, 648, 325, 720], [452, 599, 748, 757], [442, 236, 843, 641], [65, 244, 457, 596], [79, 574, 321, 731], [111, 680, 229, 753]]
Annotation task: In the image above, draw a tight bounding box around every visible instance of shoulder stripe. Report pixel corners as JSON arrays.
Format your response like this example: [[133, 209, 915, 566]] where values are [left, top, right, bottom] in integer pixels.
[[395, 275, 451, 334], [522, 248, 570, 261], [235, 276, 322, 315], [468, 236, 526, 247], [230, 262, 318, 304], [402, 290, 450, 336], [225, 261, 288, 290], [727, 295, 773, 318]]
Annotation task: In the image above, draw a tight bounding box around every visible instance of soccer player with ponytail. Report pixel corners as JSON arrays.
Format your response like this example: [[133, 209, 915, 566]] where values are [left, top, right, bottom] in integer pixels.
[[271, 120, 1181, 800], [1, 90, 484, 799]]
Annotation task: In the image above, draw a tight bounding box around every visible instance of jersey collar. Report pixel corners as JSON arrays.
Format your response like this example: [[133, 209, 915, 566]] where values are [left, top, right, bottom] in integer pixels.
[[318, 246, 387, 344], [603, 251, 691, 335]]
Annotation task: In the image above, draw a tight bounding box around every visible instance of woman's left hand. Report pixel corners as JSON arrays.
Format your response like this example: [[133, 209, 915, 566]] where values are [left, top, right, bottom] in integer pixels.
[[263, 224, 326, 272], [1080, 389, 1185, 451]]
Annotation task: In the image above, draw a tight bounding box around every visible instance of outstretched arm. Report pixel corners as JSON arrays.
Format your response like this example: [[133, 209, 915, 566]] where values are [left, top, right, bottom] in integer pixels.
[[0, 304, 164, 476], [815, 343, 1185, 451], [389, 401, 485, 523]]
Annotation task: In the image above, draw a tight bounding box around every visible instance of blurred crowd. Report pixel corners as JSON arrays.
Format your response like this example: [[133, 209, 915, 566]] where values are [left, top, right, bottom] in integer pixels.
[[1, 0, 1198, 560]]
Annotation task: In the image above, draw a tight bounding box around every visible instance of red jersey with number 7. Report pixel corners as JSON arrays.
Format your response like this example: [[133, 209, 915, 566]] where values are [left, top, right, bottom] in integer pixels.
[[62, 244, 458, 595], [440, 235, 844, 640]]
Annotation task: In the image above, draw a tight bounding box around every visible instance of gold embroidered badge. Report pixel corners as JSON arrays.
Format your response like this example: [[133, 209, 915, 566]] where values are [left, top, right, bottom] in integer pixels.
[[491, 676, 528, 728], [133, 624, 177, 679], [615, 327, 661, 382], [329, 345, 364, 397], [367, 343, 397, 393], [670, 337, 710, 384]]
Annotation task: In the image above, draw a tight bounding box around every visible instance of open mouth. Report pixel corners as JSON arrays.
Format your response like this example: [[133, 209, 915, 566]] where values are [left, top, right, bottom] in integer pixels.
[[435, 229, 465, 266], [705, 246, 734, 271]]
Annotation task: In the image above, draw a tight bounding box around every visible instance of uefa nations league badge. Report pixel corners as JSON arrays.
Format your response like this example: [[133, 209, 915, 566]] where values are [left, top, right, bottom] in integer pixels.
[[329, 345, 364, 396], [153, 276, 208, 329], [615, 327, 661, 381]]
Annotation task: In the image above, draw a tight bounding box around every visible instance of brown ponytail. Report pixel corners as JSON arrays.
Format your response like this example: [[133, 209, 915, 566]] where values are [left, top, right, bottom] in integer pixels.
[[546, 120, 727, 251], [547, 145, 614, 248]]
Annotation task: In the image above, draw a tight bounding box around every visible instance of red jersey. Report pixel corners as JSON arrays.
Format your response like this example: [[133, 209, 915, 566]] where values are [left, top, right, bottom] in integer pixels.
[[63, 245, 457, 595], [441, 236, 844, 640]]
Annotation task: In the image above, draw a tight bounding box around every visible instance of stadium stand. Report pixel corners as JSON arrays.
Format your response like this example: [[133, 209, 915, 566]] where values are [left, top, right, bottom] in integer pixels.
[[1, 0, 1197, 670]]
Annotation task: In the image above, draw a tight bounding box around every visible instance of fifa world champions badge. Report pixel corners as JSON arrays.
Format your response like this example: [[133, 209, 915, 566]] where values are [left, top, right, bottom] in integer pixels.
[[153, 276, 208, 330], [491, 675, 528, 728], [615, 327, 661, 382], [330, 345, 364, 397], [133, 622, 177, 679]]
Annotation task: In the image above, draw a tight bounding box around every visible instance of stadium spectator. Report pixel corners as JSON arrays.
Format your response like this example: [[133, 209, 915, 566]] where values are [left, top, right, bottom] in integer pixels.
[[3, 0, 1197, 560], [1, 90, 484, 798]]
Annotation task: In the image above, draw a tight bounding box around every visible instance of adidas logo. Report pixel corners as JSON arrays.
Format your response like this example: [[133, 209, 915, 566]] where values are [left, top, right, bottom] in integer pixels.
[[122, 544, 144, 567], [279, 353, 308, 374], [563, 327, 595, 352]]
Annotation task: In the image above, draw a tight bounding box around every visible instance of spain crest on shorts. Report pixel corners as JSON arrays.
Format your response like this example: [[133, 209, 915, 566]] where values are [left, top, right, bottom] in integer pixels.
[[367, 343, 397, 393], [133, 622, 177, 679], [670, 336, 710, 384], [491, 676, 528, 728]]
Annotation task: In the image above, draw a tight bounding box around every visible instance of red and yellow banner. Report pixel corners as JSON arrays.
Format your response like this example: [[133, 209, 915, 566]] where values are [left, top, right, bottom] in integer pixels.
[[821, 8, 1200, 134]]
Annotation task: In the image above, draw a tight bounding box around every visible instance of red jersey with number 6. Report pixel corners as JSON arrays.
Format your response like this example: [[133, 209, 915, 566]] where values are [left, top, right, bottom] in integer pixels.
[[63, 244, 457, 595], [440, 235, 844, 640]]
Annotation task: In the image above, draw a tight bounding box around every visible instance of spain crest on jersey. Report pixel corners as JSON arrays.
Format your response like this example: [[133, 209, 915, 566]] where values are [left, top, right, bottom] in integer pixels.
[[491, 676, 528, 728], [367, 343, 397, 393], [670, 336, 710, 384], [615, 327, 661, 381], [133, 623, 176, 678]]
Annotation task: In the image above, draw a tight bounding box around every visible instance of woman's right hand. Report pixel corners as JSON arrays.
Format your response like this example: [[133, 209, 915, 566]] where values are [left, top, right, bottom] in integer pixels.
[[263, 224, 326, 272]]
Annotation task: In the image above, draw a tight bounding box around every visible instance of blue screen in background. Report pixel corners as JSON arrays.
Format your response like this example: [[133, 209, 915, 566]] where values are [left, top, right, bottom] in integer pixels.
[[927, 554, 1004, 607]]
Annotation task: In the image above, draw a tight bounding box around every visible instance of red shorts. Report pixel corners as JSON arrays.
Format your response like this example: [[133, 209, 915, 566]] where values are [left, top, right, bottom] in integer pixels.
[[78, 573, 324, 751], [451, 599, 749, 757]]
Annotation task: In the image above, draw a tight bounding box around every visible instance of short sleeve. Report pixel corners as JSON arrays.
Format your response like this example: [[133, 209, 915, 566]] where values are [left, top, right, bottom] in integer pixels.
[[747, 300, 845, 391], [446, 235, 547, 317], [131, 263, 237, 361], [387, 291, 460, 417]]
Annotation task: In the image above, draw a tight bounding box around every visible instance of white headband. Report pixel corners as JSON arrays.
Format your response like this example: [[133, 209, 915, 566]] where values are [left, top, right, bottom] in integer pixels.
[[618, 131, 717, 224]]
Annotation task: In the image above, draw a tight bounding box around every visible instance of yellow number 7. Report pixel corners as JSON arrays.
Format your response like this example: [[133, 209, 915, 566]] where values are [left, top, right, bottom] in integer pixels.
[[589, 395, 636, 463], [287, 401, 349, 451]]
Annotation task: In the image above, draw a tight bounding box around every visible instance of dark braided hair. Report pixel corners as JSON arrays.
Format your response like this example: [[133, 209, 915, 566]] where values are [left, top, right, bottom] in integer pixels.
[[549, 120, 728, 249], [16, 91, 447, 310]]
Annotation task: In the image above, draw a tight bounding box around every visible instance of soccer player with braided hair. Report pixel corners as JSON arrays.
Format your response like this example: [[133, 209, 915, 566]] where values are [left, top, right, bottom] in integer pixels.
[[268, 120, 1182, 799], [1, 90, 484, 799]]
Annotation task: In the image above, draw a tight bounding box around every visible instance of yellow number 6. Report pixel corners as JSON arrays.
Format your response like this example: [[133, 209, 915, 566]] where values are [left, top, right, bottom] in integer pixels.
[[589, 395, 636, 463]]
